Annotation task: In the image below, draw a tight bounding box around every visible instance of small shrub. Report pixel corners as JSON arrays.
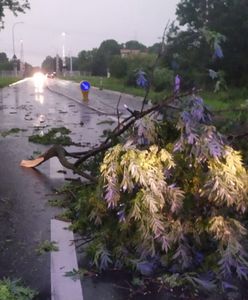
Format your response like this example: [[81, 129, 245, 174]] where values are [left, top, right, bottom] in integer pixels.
[[36, 240, 59, 255], [0, 278, 37, 300], [153, 67, 174, 92]]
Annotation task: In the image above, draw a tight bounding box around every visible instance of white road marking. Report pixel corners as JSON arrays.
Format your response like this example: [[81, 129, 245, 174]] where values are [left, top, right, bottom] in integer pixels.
[[51, 219, 84, 300]]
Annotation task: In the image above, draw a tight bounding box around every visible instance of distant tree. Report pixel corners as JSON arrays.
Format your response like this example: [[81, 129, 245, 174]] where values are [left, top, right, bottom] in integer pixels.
[[109, 56, 128, 78], [164, 26, 211, 88], [148, 43, 162, 55], [153, 67, 174, 92], [99, 39, 120, 70], [90, 39, 120, 76], [0, 0, 30, 28], [0, 52, 12, 70], [77, 49, 96, 73], [71, 56, 79, 71], [91, 51, 107, 76], [0, 52, 8, 64], [41, 56, 55, 73], [0, 62, 12, 71], [98, 39, 120, 62], [125, 53, 156, 86], [124, 40, 147, 51], [175, 0, 248, 85]]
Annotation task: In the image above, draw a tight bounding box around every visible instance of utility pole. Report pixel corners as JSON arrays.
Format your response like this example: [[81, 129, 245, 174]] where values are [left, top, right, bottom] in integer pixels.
[[56, 54, 60, 75], [12, 22, 24, 77], [61, 32, 66, 76], [69, 52, 73, 75], [20, 39, 25, 77]]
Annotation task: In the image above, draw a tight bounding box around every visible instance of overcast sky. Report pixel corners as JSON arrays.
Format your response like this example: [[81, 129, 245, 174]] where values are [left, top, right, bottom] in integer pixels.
[[0, 0, 179, 66]]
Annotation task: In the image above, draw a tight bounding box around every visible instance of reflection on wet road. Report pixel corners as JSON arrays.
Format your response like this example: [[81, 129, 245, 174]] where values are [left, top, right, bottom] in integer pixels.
[[0, 77, 116, 299]]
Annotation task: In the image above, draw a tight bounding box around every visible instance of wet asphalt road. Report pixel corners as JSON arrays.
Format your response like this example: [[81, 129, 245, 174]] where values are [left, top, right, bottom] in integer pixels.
[[46, 78, 148, 117], [0, 77, 120, 299]]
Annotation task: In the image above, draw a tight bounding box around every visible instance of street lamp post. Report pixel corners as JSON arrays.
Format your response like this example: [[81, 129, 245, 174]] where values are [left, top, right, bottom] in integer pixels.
[[69, 51, 73, 75], [61, 32, 66, 75], [20, 39, 25, 77], [12, 22, 24, 76]]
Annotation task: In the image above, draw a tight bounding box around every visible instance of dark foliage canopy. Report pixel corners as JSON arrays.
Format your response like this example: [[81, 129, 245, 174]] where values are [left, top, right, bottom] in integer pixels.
[[175, 0, 248, 85], [0, 0, 30, 28]]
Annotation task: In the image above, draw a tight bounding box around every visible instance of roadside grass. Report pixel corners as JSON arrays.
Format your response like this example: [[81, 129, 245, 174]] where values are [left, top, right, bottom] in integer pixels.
[[201, 88, 248, 131], [63, 75, 165, 103], [202, 88, 248, 110], [0, 77, 20, 88], [64, 75, 248, 115]]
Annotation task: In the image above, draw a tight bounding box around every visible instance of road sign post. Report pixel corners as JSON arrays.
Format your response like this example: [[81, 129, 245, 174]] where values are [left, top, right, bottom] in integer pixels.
[[80, 81, 91, 102]]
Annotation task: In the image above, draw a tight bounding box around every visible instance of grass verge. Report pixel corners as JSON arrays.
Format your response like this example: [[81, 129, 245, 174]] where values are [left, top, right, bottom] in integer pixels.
[[63, 75, 248, 113], [0, 77, 20, 88], [62, 75, 165, 103]]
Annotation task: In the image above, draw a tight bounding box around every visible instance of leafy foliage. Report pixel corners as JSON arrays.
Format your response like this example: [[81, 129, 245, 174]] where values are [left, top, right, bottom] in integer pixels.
[[0, 1, 30, 29], [0, 278, 37, 300], [1, 128, 27, 137], [109, 55, 128, 78], [153, 67, 174, 92], [175, 0, 248, 85], [63, 89, 248, 295], [36, 240, 59, 255], [28, 127, 72, 145]]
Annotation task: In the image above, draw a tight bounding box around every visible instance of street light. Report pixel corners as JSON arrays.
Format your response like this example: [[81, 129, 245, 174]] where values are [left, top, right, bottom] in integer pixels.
[[12, 21, 24, 76], [61, 32, 66, 74], [20, 39, 25, 77], [12, 22, 24, 57]]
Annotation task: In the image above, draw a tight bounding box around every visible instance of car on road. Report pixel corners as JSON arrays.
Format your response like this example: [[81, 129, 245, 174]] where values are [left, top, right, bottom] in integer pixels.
[[46, 72, 56, 78]]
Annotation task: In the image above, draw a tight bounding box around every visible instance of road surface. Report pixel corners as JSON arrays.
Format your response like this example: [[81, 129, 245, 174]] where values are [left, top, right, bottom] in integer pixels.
[[0, 75, 156, 300], [0, 76, 121, 299]]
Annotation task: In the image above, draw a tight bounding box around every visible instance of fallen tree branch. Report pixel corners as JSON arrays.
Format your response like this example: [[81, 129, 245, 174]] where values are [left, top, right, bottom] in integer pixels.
[[20, 89, 198, 183], [227, 132, 248, 141], [20, 145, 97, 182], [140, 21, 171, 113]]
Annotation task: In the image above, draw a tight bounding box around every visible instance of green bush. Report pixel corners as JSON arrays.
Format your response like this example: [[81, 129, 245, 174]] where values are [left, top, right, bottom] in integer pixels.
[[109, 56, 127, 78], [153, 67, 174, 92], [0, 278, 37, 300]]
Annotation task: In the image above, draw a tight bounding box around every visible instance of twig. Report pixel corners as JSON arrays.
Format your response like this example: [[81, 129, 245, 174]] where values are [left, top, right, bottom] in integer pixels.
[[68, 189, 77, 200], [116, 93, 122, 130], [228, 132, 248, 141], [141, 20, 171, 113], [76, 237, 94, 248]]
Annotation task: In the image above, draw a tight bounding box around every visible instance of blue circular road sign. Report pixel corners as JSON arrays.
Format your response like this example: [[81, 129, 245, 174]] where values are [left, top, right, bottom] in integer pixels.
[[80, 81, 91, 91]]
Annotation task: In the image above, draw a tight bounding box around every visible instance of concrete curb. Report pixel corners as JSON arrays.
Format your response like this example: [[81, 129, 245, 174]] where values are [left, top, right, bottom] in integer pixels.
[[51, 219, 83, 300]]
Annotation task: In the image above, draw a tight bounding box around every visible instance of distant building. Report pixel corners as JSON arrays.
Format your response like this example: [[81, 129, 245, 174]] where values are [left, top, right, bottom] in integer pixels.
[[120, 49, 141, 58]]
